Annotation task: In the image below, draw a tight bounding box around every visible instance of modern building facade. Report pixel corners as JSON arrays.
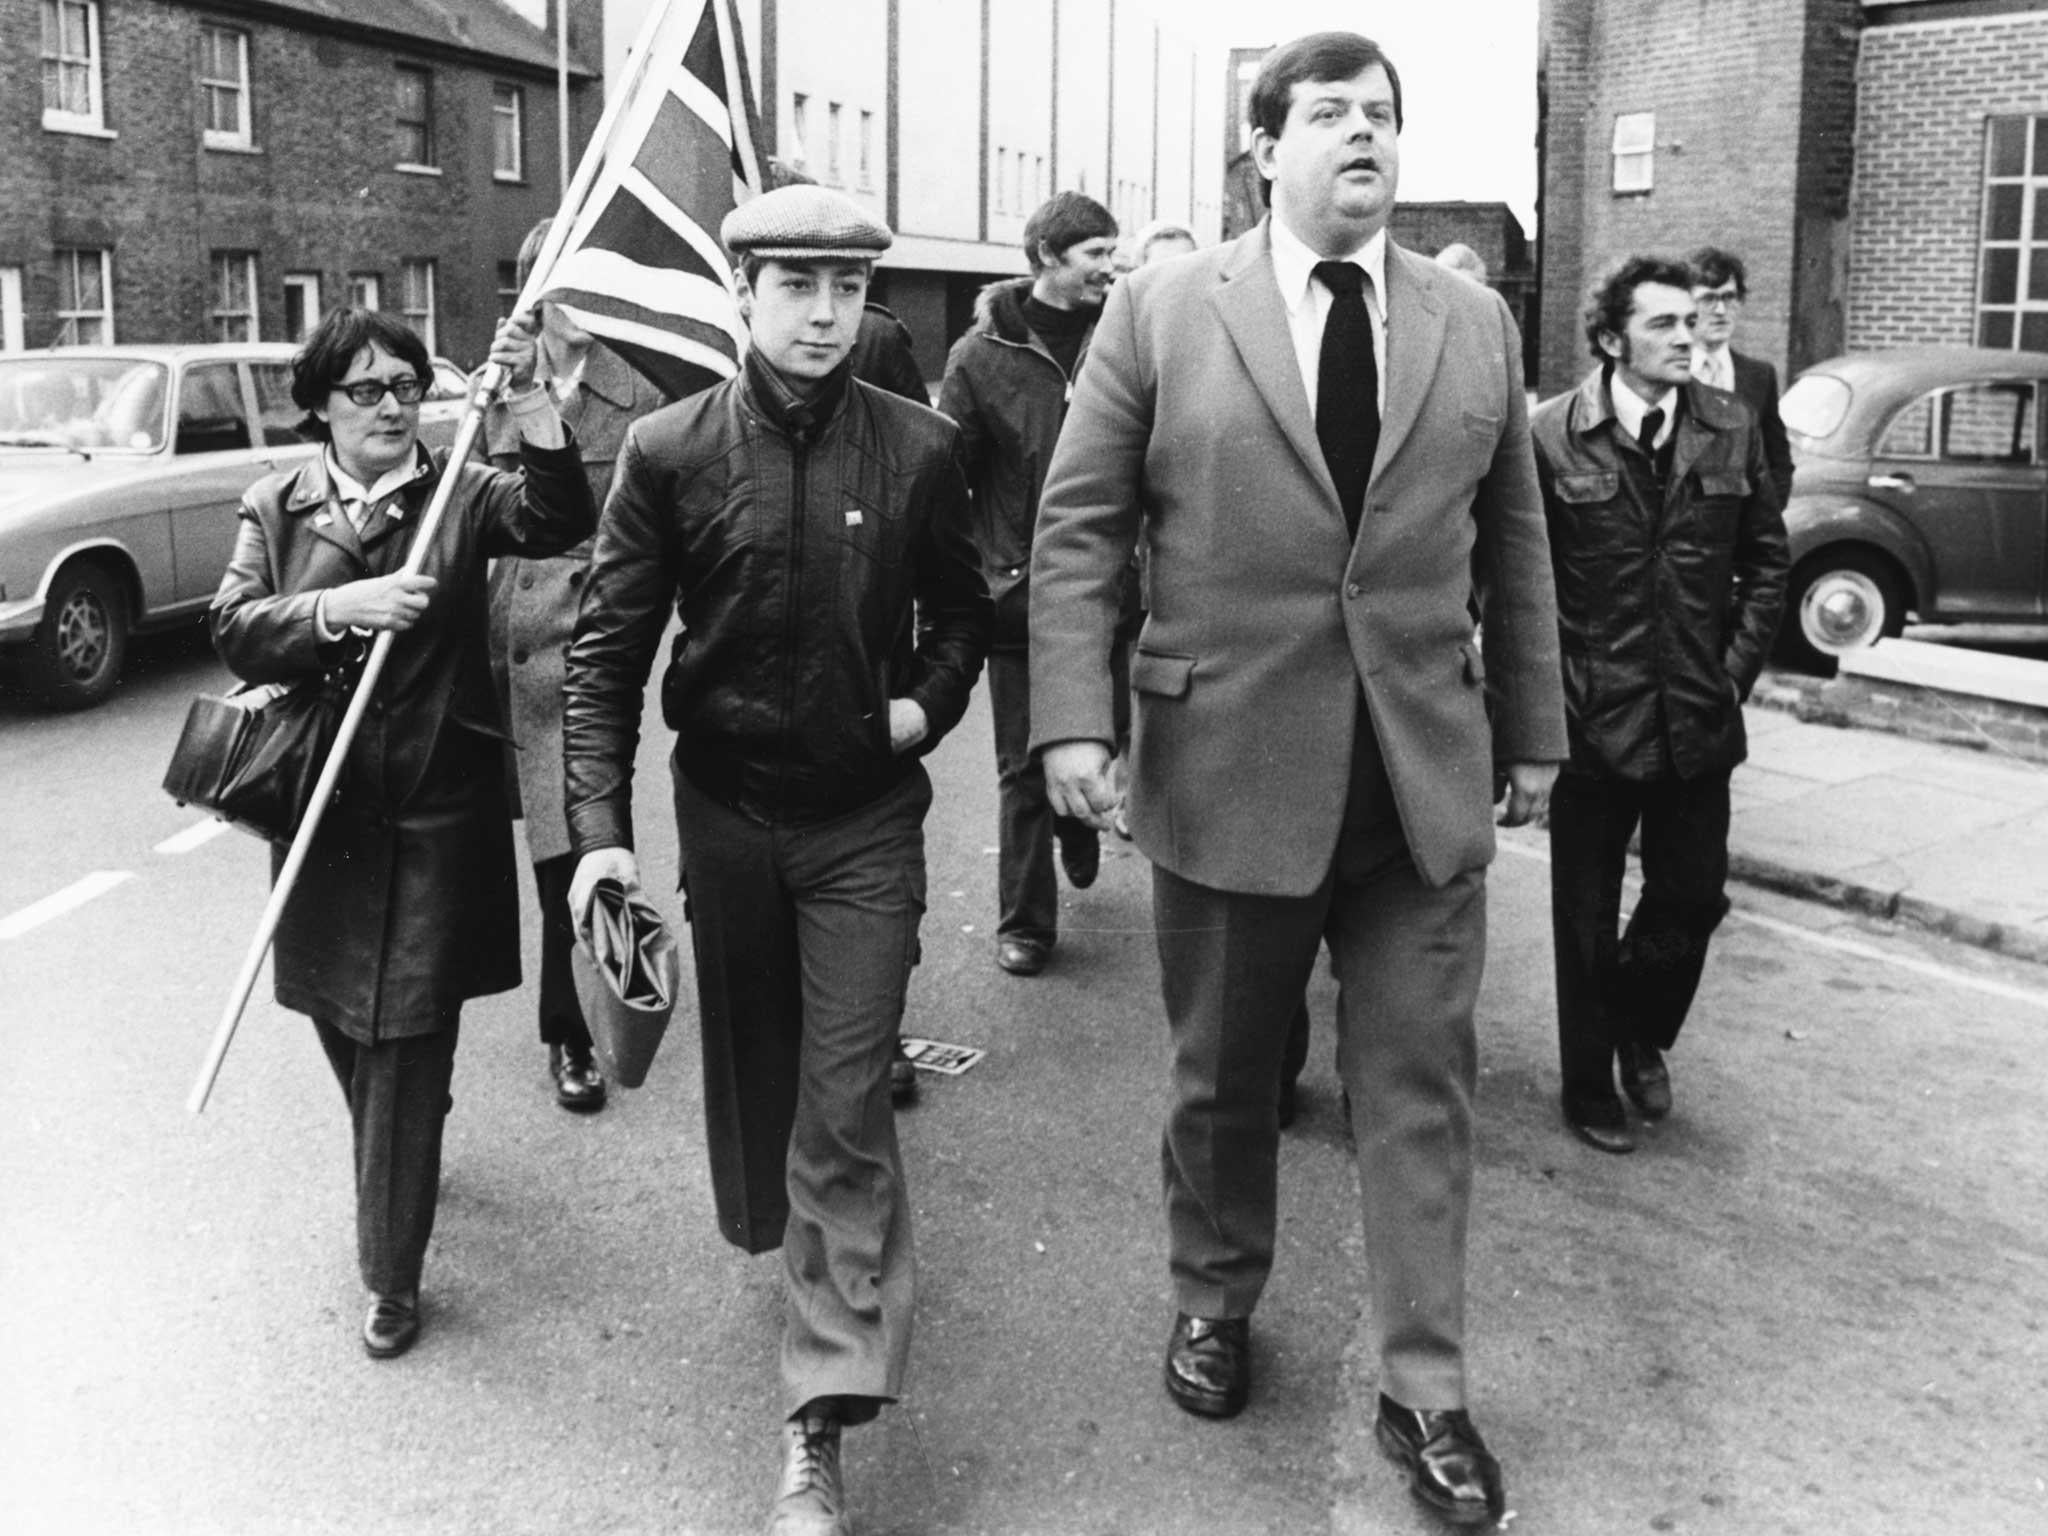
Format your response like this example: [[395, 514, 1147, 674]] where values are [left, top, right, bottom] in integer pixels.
[[2, 0, 602, 364], [1536, 0, 2048, 398]]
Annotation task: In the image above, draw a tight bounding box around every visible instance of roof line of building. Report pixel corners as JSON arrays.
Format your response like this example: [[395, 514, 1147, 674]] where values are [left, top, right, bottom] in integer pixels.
[[1863, 0, 2048, 30], [196, 0, 600, 83]]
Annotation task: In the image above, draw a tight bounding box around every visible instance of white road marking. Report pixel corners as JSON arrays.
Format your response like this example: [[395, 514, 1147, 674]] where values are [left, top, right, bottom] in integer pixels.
[[154, 819, 231, 855], [1495, 836, 2048, 1014], [0, 871, 137, 940]]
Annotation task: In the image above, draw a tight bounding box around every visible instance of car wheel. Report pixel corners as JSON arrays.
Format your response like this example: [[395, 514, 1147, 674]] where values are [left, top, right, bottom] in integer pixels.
[[25, 560, 131, 709], [1777, 547, 1906, 675]]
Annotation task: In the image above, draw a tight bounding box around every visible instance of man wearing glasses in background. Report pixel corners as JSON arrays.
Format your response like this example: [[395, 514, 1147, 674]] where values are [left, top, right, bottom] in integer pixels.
[[1688, 247, 1794, 507]]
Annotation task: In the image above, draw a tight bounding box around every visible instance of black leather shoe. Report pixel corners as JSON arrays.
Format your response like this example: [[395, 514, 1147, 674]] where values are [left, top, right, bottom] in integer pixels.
[[550, 1043, 607, 1113], [1059, 830, 1101, 889], [890, 1040, 920, 1106], [1277, 1076, 1301, 1131], [1375, 1395, 1505, 1527], [996, 938, 1048, 976], [1563, 1098, 1635, 1155], [362, 1290, 420, 1359], [1619, 1041, 1672, 1121], [1164, 1312, 1249, 1418]]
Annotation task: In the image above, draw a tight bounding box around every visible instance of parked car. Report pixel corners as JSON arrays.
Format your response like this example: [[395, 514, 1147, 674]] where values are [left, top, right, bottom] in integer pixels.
[[0, 344, 479, 708], [1776, 346, 2048, 671]]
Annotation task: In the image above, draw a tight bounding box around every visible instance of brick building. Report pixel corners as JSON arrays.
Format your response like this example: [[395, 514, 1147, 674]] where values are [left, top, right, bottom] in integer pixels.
[[1537, 0, 2048, 398], [2, 0, 604, 366]]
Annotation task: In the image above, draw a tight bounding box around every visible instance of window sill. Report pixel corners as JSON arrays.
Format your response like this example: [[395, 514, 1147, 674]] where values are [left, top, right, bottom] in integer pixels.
[[394, 163, 444, 177], [493, 173, 527, 185], [42, 115, 116, 139], [204, 137, 261, 154]]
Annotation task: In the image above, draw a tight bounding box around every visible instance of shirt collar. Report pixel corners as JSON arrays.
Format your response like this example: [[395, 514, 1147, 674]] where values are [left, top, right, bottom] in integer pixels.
[[1692, 342, 1733, 386], [1606, 371, 1680, 448], [324, 447, 426, 513], [1269, 217, 1387, 318]]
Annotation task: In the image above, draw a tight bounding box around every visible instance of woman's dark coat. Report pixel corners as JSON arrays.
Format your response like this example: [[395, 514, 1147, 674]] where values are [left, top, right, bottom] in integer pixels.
[[211, 440, 595, 1040]]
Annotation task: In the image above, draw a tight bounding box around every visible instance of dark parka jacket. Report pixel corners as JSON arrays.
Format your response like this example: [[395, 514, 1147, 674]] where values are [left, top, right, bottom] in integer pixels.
[[1530, 368, 1789, 782], [211, 440, 596, 1039], [936, 278, 1093, 650], [562, 355, 991, 849]]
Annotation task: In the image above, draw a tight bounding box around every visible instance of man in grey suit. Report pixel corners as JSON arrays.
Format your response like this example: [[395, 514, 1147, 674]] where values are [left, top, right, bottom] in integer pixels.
[[1029, 33, 1566, 1528]]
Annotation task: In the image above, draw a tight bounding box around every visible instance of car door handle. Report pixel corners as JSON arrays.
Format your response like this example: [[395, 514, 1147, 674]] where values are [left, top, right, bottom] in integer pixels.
[[1866, 472, 1915, 492]]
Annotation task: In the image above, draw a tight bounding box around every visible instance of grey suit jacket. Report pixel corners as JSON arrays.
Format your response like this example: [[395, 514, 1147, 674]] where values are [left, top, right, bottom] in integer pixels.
[[1029, 221, 1566, 895]]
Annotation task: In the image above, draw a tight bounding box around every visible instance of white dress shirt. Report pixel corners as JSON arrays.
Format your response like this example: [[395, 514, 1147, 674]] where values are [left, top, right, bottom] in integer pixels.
[[1608, 375, 1679, 451], [1692, 344, 1735, 392], [1268, 217, 1388, 416]]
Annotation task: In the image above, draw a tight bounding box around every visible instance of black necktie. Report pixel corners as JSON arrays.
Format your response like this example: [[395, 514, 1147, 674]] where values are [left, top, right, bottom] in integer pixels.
[[1636, 407, 1664, 457], [1313, 260, 1381, 539]]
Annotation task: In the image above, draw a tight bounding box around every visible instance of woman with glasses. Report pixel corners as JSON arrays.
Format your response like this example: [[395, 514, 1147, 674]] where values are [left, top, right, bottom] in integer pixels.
[[210, 306, 595, 1359]]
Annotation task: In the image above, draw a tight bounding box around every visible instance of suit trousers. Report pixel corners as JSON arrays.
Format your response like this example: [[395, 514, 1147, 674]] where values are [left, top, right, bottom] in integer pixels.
[[313, 1016, 459, 1296], [532, 853, 593, 1051], [1152, 712, 1486, 1410], [673, 762, 929, 1422], [1549, 769, 1732, 1113], [988, 647, 1097, 948]]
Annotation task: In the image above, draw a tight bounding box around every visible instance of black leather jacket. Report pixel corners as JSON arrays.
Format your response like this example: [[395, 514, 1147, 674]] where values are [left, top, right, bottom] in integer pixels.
[[1530, 368, 1789, 781], [563, 355, 990, 846]]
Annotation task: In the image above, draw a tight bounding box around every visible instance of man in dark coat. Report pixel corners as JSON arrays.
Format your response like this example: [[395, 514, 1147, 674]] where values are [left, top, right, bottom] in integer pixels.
[[1531, 255, 1789, 1156], [561, 185, 989, 1536], [1688, 246, 1794, 507], [937, 190, 1121, 977]]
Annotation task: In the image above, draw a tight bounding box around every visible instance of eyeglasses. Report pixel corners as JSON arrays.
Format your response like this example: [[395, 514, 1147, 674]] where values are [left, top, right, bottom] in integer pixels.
[[332, 376, 426, 407], [1694, 289, 1743, 311]]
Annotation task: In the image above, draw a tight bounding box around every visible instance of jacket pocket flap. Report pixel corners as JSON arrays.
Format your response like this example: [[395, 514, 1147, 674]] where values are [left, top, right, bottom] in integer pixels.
[[1554, 471, 1618, 504], [1131, 650, 1195, 697], [1698, 470, 1750, 498]]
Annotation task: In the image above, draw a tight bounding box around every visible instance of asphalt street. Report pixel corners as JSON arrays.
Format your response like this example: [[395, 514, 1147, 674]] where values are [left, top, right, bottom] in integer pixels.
[[2, 627, 2045, 1535]]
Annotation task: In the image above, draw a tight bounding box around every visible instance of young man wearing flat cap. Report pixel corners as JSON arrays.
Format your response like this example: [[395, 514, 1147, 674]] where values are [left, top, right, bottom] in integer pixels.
[[561, 184, 990, 1536]]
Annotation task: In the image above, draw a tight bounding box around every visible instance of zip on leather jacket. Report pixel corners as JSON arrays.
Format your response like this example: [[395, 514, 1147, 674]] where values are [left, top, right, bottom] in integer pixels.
[[564, 354, 992, 849]]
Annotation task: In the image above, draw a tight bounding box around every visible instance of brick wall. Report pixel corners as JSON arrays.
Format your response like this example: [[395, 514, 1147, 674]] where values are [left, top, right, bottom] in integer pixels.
[[1847, 12, 2048, 352], [1536, 0, 1851, 398], [0, 0, 601, 366]]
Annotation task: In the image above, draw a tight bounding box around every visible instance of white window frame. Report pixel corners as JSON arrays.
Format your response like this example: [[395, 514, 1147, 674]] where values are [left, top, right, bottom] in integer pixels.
[[1612, 112, 1655, 194], [401, 258, 438, 354], [210, 251, 259, 342], [2, 268, 26, 352], [42, 0, 111, 137], [492, 83, 524, 182], [827, 101, 843, 185], [200, 23, 253, 149], [281, 272, 320, 340], [790, 92, 810, 168], [349, 272, 381, 310], [859, 109, 875, 191], [395, 63, 438, 172], [55, 247, 113, 345]]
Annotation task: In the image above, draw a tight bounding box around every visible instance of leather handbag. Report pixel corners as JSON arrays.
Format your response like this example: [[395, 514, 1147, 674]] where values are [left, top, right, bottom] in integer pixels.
[[569, 878, 680, 1089], [162, 671, 349, 844]]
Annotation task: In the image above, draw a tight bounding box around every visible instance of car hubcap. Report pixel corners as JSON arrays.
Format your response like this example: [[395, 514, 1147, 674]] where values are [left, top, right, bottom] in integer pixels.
[[55, 590, 109, 680], [1802, 571, 1884, 654]]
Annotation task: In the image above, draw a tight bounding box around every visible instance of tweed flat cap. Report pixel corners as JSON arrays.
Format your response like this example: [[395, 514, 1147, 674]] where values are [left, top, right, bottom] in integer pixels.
[[721, 185, 892, 262]]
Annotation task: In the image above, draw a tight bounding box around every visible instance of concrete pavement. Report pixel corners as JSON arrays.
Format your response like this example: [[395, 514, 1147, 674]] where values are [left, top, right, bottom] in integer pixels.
[[1731, 686, 2048, 965]]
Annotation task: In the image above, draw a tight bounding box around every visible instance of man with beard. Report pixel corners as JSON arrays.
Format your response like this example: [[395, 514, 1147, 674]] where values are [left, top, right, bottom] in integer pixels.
[[938, 190, 1124, 977]]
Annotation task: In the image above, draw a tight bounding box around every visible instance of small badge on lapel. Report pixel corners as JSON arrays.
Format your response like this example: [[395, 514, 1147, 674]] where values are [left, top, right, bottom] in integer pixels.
[[844, 509, 864, 527], [313, 513, 334, 527]]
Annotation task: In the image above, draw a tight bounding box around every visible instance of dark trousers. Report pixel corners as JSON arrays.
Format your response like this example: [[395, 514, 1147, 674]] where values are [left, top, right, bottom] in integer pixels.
[[673, 762, 930, 1421], [988, 647, 1096, 948], [1152, 715, 1486, 1409], [532, 853, 592, 1052], [313, 1018, 459, 1296], [1549, 769, 1733, 1114]]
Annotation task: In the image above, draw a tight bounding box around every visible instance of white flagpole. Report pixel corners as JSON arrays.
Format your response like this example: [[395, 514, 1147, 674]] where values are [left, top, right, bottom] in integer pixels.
[[187, 0, 693, 1115]]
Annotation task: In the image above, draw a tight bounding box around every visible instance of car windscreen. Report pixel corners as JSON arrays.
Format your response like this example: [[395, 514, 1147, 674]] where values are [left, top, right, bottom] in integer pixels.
[[1780, 373, 1851, 446], [0, 357, 170, 452]]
